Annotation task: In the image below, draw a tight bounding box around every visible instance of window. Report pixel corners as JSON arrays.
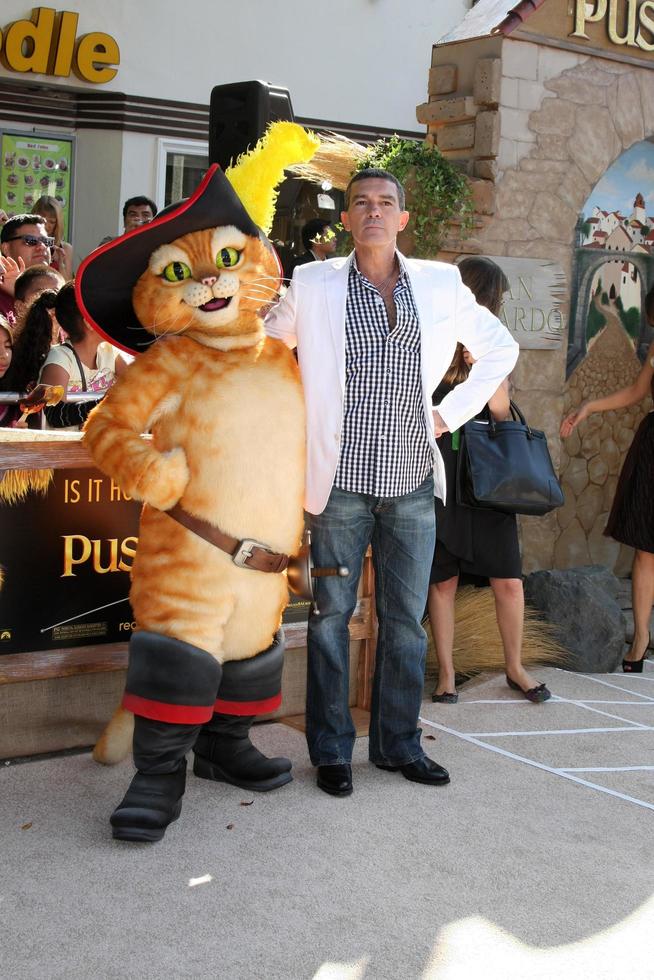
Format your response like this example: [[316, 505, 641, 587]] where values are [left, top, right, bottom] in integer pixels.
[[156, 138, 208, 208]]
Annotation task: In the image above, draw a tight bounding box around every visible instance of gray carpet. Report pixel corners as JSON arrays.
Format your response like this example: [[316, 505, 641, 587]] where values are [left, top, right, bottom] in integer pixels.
[[2, 666, 653, 980]]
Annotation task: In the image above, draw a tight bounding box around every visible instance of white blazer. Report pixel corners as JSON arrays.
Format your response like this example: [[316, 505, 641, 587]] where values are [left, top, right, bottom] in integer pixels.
[[265, 253, 519, 515]]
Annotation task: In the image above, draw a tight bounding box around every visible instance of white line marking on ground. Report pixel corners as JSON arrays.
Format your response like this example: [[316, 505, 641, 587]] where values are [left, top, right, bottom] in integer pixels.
[[465, 726, 649, 738], [419, 716, 654, 812], [561, 766, 654, 773], [549, 698, 652, 729], [569, 674, 654, 701], [553, 699, 654, 705]]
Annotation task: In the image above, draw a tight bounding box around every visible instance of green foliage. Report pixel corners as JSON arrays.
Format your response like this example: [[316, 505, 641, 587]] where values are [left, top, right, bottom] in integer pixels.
[[601, 290, 609, 304], [354, 136, 474, 257], [619, 305, 641, 338], [586, 302, 607, 341]]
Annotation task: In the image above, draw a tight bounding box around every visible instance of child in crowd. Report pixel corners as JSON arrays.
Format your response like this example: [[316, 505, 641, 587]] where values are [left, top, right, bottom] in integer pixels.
[[13, 264, 64, 328], [38, 281, 128, 429], [0, 315, 23, 427]]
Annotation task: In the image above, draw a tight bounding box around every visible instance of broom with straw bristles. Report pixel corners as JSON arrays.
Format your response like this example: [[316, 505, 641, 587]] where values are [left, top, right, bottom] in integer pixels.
[[425, 585, 567, 680], [289, 132, 367, 191]]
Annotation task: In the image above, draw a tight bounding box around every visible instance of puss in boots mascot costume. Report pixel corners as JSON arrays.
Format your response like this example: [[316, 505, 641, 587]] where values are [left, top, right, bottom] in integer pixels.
[[76, 122, 318, 842]]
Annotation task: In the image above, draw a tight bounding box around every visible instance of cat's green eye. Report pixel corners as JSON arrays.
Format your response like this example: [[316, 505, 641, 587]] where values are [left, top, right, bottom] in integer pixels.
[[162, 261, 191, 282], [216, 247, 241, 269]]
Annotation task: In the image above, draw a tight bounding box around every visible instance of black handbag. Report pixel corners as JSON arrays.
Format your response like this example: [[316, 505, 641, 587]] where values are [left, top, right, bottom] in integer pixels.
[[455, 400, 564, 516]]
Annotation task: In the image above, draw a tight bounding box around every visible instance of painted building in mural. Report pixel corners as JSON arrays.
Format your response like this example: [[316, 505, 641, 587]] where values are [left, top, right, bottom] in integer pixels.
[[424, 0, 654, 575]]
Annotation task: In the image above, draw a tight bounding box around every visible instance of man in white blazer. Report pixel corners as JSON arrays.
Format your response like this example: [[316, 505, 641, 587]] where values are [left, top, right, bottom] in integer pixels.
[[266, 169, 518, 797]]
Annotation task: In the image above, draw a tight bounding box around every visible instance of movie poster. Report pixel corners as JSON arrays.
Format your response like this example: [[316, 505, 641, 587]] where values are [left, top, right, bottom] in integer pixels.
[[0, 468, 139, 655], [0, 466, 308, 656]]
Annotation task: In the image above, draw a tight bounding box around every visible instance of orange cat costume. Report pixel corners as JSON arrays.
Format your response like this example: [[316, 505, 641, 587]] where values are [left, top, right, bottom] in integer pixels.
[[76, 124, 318, 842]]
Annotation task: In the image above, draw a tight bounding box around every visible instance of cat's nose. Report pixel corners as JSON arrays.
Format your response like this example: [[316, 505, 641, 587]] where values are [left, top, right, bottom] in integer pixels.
[[201, 275, 218, 286]]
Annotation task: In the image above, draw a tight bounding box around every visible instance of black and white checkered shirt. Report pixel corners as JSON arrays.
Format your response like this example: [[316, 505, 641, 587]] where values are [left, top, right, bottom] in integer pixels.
[[333, 255, 433, 498]]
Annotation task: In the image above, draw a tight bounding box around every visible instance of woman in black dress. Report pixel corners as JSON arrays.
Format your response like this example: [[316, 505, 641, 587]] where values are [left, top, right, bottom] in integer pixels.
[[427, 256, 551, 703], [561, 286, 654, 672]]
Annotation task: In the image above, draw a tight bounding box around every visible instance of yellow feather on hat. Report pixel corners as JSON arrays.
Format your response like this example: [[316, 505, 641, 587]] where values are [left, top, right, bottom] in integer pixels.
[[225, 121, 320, 234]]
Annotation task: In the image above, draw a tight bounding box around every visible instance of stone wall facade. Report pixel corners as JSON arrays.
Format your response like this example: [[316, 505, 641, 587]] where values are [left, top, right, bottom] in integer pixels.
[[423, 35, 654, 573]]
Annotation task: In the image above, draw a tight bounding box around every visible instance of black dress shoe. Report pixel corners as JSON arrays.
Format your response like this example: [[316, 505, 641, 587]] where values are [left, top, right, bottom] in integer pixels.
[[376, 756, 450, 785], [316, 764, 353, 797]]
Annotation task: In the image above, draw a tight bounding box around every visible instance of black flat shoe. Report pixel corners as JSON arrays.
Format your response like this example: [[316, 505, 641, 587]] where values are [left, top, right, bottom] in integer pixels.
[[506, 675, 551, 703], [316, 764, 353, 797], [376, 756, 450, 785], [623, 632, 651, 673], [431, 691, 458, 704]]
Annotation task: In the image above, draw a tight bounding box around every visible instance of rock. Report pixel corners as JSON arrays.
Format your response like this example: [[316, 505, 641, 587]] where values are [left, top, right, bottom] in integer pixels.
[[523, 565, 625, 672]]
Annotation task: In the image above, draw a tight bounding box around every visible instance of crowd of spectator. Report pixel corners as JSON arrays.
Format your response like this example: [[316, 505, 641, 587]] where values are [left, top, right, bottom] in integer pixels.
[[0, 194, 153, 429]]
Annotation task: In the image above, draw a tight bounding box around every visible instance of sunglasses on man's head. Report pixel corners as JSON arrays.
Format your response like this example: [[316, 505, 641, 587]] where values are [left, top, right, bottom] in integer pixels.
[[5, 235, 55, 248]]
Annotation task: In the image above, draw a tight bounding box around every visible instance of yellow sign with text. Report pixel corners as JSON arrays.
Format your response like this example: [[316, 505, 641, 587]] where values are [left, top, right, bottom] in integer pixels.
[[0, 7, 119, 83], [570, 0, 654, 52]]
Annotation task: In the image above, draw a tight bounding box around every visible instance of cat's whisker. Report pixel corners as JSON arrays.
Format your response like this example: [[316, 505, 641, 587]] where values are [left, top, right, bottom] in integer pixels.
[[239, 296, 278, 307], [150, 304, 188, 338], [243, 290, 278, 300], [239, 289, 280, 300], [251, 274, 289, 282], [239, 286, 279, 299], [242, 281, 280, 296]]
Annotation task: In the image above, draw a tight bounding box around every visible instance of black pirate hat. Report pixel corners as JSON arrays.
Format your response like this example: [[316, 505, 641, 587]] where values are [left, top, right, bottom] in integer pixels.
[[75, 164, 267, 355]]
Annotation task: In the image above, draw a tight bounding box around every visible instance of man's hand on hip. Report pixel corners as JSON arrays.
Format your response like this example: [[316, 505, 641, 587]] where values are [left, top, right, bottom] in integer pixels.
[[432, 410, 449, 438]]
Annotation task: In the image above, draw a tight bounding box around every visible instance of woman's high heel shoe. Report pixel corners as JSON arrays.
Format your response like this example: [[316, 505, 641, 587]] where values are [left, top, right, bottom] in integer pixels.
[[622, 632, 651, 673], [506, 675, 551, 703], [431, 691, 458, 704]]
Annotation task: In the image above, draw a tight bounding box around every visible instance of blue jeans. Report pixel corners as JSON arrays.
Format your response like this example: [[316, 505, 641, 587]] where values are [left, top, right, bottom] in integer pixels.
[[305, 476, 435, 767]]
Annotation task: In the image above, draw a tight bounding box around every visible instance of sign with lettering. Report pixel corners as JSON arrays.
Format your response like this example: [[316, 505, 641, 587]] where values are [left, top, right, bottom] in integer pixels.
[[1, 131, 73, 233], [0, 467, 306, 656], [570, 0, 654, 52], [0, 7, 119, 84], [0, 468, 139, 654], [491, 256, 566, 349]]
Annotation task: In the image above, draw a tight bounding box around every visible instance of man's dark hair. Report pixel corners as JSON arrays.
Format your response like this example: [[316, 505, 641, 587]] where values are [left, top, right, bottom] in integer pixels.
[[302, 218, 331, 251], [122, 196, 158, 220], [344, 168, 406, 210], [0, 214, 46, 243]]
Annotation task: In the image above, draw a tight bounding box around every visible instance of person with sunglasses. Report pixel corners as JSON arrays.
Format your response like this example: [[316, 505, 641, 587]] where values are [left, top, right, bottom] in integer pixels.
[[0, 214, 54, 320]]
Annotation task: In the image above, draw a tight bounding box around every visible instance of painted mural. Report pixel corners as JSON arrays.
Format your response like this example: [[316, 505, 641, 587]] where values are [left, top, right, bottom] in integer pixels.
[[574, 139, 654, 367]]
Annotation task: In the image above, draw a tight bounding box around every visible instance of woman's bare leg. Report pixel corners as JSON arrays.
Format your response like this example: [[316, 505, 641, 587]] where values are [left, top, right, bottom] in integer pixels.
[[490, 577, 539, 690], [625, 549, 654, 662], [427, 576, 459, 695]]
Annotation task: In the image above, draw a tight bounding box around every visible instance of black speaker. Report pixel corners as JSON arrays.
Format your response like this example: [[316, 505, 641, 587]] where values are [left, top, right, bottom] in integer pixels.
[[209, 81, 295, 170]]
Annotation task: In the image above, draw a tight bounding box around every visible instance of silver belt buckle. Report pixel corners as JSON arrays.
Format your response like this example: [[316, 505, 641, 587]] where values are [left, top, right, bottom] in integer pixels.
[[232, 538, 271, 568]]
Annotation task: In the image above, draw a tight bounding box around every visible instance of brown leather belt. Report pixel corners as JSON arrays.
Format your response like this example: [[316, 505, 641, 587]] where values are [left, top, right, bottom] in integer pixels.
[[166, 503, 290, 573]]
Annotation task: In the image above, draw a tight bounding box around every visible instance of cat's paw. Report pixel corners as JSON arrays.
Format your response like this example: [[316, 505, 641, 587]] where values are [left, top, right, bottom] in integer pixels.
[[138, 447, 190, 510]]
